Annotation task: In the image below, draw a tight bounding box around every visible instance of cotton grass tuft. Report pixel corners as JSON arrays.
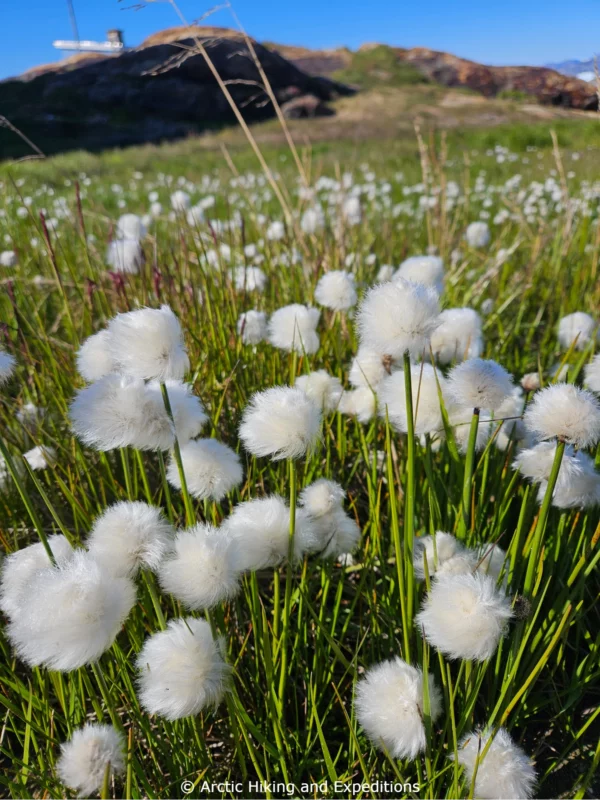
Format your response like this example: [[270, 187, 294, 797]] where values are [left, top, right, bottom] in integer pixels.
[[0, 350, 16, 385], [557, 311, 597, 351], [446, 358, 513, 411], [167, 438, 242, 500], [8, 550, 136, 671], [107, 305, 189, 382], [455, 727, 536, 799], [87, 501, 175, 577], [158, 524, 240, 609], [237, 310, 268, 344], [268, 304, 320, 354], [76, 330, 114, 383], [57, 724, 125, 797], [355, 657, 442, 759], [357, 279, 440, 360], [136, 617, 229, 719], [314, 270, 357, 311], [239, 386, 321, 460], [523, 383, 600, 448], [416, 572, 513, 661], [393, 255, 444, 294], [0, 535, 73, 620], [222, 495, 318, 570], [295, 370, 343, 412], [70, 375, 174, 451]]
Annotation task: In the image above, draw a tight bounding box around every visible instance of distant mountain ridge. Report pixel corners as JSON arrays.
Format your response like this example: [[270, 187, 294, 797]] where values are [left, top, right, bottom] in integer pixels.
[[546, 58, 596, 77]]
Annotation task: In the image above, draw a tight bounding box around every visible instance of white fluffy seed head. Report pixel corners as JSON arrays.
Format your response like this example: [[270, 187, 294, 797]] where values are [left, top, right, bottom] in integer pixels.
[[116, 213, 146, 241], [70, 374, 174, 451], [314, 270, 357, 311], [237, 310, 268, 345], [456, 727, 536, 799], [170, 190, 190, 211], [168, 438, 243, 500], [349, 347, 394, 389], [107, 305, 189, 382], [446, 358, 513, 411], [57, 724, 125, 797], [393, 255, 445, 294], [523, 383, 600, 448], [429, 307, 483, 365], [514, 441, 600, 508], [521, 372, 541, 392], [231, 266, 267, 293], [299, 480, 360, 557], [355, 657, 442, 759], [106, 239, 143, 274], [0, 350, 17, 385], [309, 508, 361, 558], [136, 617, 229, 720], [465, 221, 491, 248], [584, 354, 600, 393], [222, 495, 318, 571], [8, 550, 136, 670], [76, 330, 114, 383], [493, 387, 527, 450], [416, 572, 513, 661], [356, 279, 440, 360], [301, 205, 325, 234], [0, 250, 18, 268], [513, 441, 572, 482], [295, 370, 343, 412], [377, 264, 394, 282], [267, 304, 320, 354], [557, 311, 597, 351], [267, 220, 285, 240], [186, 204, 204, 226], [158, 524, 240, 609], [87, 501, 175, 577], [536, 449, 600, 508], [239, 386, 321, 461], [378, 364, 446, 436], [299, 479, 345, 518], [0, 535, 73, 619], [24, 445, 56, 470], [413, 532, 474, 581], [147, 380, 207, 444], [338, 387, 377, 422], [476, 543, 508, 582], [342, 195, 361, 226]]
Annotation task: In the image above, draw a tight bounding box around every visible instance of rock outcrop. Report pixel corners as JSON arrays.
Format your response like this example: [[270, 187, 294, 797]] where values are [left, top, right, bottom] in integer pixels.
[[0, 27, 354, 158], [395, 47, 598, 110]]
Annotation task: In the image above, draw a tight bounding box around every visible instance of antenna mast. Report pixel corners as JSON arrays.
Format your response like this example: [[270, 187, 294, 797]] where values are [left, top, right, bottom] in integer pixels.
[[66, 0, 80, 45]]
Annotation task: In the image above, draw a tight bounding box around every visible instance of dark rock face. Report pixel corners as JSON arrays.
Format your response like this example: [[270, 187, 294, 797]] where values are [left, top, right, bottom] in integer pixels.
[[0, 34, 355, 158]]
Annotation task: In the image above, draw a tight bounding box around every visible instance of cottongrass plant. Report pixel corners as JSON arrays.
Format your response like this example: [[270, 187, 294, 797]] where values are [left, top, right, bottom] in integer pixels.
[[455, 727, 537, 799], [0, 349, 16, 384], [354, 658, 442, 759], [136, 617, 230, 720], [57, 724, 126, 797], [1, 132, 599, 800]]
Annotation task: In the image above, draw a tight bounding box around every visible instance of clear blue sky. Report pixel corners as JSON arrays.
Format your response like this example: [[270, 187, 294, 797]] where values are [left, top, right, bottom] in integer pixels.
[[0, 0, 598, 80]]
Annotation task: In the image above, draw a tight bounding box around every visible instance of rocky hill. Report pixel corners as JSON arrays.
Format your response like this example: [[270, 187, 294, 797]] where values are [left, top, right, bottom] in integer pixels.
[[0, 27, 597, 160], [287, 43, 598, 109], [0, 28, 354, 158]]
